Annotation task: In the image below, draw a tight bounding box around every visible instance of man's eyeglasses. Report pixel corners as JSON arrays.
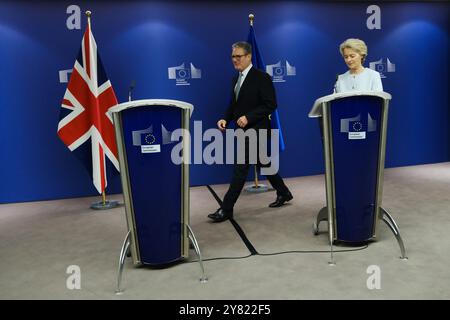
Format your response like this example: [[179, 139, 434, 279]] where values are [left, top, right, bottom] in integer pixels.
[[231, 54, 248, 60]]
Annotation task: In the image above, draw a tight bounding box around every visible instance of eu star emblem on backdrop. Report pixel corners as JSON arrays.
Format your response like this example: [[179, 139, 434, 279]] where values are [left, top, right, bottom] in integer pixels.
[[247, 22, 286, 151], [57, 12, 120, 196]]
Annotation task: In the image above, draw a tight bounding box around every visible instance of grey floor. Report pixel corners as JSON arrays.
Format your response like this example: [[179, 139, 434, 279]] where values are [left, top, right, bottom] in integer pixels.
[[1, 162, 449, 300]]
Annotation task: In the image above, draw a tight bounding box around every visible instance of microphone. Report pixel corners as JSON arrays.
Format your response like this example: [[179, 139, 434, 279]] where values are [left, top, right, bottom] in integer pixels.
[[333, 74, 339, 93], [128, 80, 136, 102]]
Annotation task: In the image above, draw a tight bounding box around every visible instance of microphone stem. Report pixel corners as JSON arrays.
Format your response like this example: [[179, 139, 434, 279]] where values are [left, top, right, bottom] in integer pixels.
[[128, 81, 136, 102]]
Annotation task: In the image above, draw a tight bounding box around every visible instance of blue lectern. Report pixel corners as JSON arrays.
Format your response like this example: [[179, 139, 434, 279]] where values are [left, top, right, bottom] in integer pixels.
[[309, 92, 406, 259], [110, 99, 207, 293]]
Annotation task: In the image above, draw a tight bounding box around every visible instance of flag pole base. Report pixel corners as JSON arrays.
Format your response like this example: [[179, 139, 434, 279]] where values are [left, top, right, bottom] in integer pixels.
[[90, 200, 119, 210], [244, 183, 268, 193]]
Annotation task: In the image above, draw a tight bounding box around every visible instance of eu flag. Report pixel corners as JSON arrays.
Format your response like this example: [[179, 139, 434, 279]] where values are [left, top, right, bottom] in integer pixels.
[[247, 25, 286, 151]]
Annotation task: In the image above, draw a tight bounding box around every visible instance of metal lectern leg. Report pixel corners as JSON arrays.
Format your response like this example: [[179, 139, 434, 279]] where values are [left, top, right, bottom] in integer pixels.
[[312, 207, 335, 265], [313, 207, 329, 235], [115, 230, 131, 294], [186, 224, 208, 283], [380, 207, 408, 260]]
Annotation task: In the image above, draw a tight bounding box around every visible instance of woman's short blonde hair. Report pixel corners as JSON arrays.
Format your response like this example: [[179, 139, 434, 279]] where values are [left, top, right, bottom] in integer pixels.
[[339, 38, 368, 63]]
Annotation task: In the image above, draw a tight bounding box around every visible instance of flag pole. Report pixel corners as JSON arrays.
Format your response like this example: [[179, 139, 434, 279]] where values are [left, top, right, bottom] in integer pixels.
[[245, 13, 268, 194], [84, 10, 118, 210]]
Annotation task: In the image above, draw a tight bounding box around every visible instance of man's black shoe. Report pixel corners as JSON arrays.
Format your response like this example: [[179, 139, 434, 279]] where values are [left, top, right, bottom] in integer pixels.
[[207, 208, 233, 223], [269, 192, 293, 208]]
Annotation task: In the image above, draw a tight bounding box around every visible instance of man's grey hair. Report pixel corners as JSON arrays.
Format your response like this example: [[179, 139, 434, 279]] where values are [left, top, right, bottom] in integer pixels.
[[232, 41, 252, 55]]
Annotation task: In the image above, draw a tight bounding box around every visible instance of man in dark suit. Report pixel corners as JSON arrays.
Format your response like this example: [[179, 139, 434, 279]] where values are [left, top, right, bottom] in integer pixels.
[[208, 41, 293, 223]]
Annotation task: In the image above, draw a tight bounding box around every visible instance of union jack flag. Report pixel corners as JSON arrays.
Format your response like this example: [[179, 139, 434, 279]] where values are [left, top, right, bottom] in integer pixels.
[[57, 21, 119, 194]]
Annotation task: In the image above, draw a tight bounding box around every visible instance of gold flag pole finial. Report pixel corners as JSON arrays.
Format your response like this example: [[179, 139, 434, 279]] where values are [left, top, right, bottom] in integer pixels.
[[249, 13, 254, 26], [85, 10, 92, 25]]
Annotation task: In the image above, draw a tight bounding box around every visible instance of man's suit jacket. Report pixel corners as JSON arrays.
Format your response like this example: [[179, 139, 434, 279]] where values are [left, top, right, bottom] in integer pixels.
[[224, 67, 277, 131]]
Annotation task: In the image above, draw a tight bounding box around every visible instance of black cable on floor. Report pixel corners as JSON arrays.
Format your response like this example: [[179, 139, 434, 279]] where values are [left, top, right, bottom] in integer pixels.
[[202, 185, 369, 262], [186, 253, 253, 263], [256, 244, 369, 256], [229, 218, 259, 255], [205, 185, 259, 255], [205, 185, 223, 207], [186, 244, 369, 263]]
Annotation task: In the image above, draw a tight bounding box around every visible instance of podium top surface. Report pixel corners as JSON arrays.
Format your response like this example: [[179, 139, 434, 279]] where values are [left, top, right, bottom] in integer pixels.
[[110, 99, 194, 116], [308, 91, 392, 118]]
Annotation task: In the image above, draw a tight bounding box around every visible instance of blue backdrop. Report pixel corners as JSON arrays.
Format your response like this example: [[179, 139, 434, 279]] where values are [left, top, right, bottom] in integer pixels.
[[0, 1, 448, 203]]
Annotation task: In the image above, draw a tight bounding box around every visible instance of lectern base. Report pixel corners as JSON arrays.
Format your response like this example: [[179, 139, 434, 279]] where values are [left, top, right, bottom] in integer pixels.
[[312, 206, 407, 260], [380, 207, 408, 260]]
